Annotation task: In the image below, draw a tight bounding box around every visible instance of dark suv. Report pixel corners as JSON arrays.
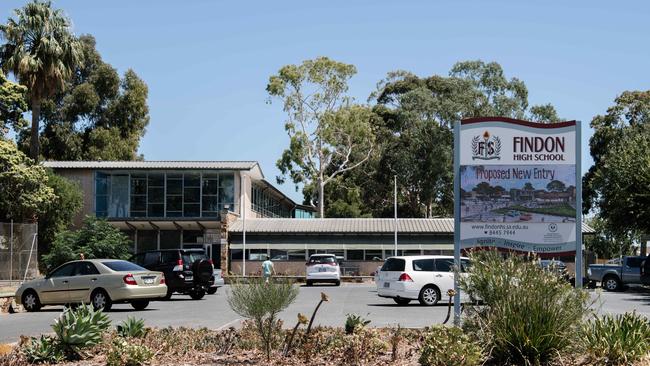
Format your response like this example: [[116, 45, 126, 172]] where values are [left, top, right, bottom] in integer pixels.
[[130, 249, 214, 300]]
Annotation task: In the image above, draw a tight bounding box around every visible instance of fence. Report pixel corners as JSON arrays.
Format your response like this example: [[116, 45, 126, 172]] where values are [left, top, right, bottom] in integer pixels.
[[0, 221, 39, 284]]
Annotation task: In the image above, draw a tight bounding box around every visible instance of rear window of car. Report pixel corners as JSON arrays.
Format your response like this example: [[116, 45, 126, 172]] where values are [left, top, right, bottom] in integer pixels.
[[182, 251, 208, 264], [626, 257, 644, 268], [308, 256, 336, 264], [381, 258, 405, 272], [102, 261, 146, 272]]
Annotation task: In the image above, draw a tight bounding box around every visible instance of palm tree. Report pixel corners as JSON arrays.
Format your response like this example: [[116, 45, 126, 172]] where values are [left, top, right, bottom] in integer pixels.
[[0, 0, 82, 160]]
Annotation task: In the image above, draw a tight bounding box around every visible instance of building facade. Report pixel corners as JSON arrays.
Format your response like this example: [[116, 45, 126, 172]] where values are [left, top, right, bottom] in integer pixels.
[[43, 161, 314, 270]]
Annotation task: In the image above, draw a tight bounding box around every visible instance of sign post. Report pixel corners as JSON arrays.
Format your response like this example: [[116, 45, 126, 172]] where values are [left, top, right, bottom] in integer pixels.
[[454, 117, 581, 323]]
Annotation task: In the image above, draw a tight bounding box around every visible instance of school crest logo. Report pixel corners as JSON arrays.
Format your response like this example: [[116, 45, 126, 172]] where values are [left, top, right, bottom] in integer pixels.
[[472, 131, 501, 160]]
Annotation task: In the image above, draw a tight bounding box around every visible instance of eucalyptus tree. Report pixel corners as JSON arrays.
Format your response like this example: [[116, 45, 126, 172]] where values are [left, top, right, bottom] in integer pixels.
[[0, 0, 82, 160], [267, 57, 376, 217]]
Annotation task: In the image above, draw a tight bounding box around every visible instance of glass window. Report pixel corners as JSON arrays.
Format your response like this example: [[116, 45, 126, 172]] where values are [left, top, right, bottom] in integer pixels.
[[148, 204, 164, 217], [184, 173, 200, 187], [182, 230, 203, 245], [202, 179, 218, 195], [95, 172, 109, 217], [131, 196, 146, 211], [161, 251, 179, 263], [184, 187, 200, 203], [230, 249, 243, 260], [49, 263, 76, 277], [76, 262, 100, 276], [166, 178, 182, 195], [365, 250, 383, 261], [148, 187, 164, 203], [160, 231, 180, 249], [248, 249, 268, 261], [384, 250, 403, 258], [345, 250, 362, 260], [102, 260, 147, 272], [143, 252, 160, 266], [413, 259, 435, 271], [108, 175, 129, 218], [148, 174, 164, 187], [166, 196, 182, 211], [287, 250, 306, 261], [381, 258, 405, 272], [403, 250, 421, 256], [435, 258, 455, 272], [202, 196, 219, 212], [184, 204, 200, 217], [131, 176, 147, 194], [138, 231, 157, 251], [270, 250, 288, 261]]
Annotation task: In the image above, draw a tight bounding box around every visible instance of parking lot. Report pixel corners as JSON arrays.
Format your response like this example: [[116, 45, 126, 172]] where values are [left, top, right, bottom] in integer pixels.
[[1, 283, 649, 343]]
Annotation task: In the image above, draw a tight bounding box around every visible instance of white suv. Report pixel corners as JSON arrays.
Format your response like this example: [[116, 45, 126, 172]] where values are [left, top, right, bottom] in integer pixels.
[[376, 255, 470, 306], [306, 254, 341, 286]]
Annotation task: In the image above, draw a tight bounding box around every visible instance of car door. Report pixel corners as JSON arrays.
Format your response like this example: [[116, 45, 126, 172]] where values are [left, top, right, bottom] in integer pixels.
[[67, 262, 100, 303], [433, 258, 456, 294], [40, 263, 75, 304], [622, 257, 643, 283]]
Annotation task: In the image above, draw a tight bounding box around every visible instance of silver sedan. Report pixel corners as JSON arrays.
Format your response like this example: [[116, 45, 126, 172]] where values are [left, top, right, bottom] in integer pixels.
[[15, 259, 167, 312]]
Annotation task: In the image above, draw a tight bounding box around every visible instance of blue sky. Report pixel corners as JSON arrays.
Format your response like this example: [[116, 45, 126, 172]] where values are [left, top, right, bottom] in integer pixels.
[[2, 1, 649, 203]]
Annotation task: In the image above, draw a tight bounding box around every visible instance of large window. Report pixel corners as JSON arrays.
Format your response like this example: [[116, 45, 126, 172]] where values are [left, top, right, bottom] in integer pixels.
[[95, 171, 236, 218], [251, 183, 291, 218]]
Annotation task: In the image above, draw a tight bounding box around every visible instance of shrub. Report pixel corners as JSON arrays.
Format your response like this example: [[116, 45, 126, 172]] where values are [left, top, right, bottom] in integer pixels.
[[106, 338, 153, 366], [345, 313, 371, 335], [51, 304, 111, 359], [582, 311, 650, 364], [22, 336, 64, 364], [117, 317, 147, 338], [340, 328, 388, 365], [460, 251, 590, 365], [227, 278, 299, 361], [419, 326, 484, 366]]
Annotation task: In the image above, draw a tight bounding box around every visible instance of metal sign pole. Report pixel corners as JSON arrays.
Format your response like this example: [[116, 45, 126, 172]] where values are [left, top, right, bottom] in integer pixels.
[[9, 220, 13, 284], [453, 121, 462, 325], [575, 121, 583, 288], [242, 175, 247, 277]]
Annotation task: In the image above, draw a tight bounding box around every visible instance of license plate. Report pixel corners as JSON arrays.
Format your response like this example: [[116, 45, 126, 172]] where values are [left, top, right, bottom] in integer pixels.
[[383, 282, 390, 288], [185, 275, 193, 281], [319, 267, 326, 272], [143, 277, 154, 284]]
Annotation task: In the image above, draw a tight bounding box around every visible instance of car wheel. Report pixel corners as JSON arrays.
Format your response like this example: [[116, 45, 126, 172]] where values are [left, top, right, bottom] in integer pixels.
[[91, 289, 112, 311], [602, 276, 621, 292], [335, 280, 341, 286], [22, 290, 41, 312], [190, 289, 205, 300], [393, 298, 411, 305], [131, 300, 149, 311], [306, 280, 313, 286], [418, 285, 440, 306], [206, 287, 217, 295]]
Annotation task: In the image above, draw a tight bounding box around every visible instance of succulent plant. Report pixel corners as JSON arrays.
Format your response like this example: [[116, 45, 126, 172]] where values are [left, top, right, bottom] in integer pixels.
[[117, 317, 147, 338], [51, 304, 111, 357]]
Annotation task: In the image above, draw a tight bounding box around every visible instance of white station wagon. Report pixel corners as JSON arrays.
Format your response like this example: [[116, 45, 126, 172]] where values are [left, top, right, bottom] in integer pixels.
[[376, 255, 470, 306]]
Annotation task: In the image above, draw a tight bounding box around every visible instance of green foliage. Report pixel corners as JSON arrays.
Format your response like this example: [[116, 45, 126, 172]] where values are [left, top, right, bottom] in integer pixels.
[[0, 71, 27, 135], [267, 57, 376, 217], [582, 312, 650, 365], [0, 139, 56, 221], [42, 216, 133, 271], [38, 170, 83, 260], [22, 335, 64, 364], [117, 317, 147, 338], [419, 326, 484, 366], [106, 338, 153, 366], [460, 251, 590, 365], [584, 216, 638, 258], [344, 313, 371, 335], [583, 90, 650, 245], [0, 0, 83, 159], [17, 35, 150, 161], [227, 278, 299, 360]]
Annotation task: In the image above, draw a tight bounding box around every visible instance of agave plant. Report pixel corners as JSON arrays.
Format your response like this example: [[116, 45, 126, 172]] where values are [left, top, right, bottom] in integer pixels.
[[22, 335, 64, 364], [117, 317, 147, 338], [51, 304, 111, 358]]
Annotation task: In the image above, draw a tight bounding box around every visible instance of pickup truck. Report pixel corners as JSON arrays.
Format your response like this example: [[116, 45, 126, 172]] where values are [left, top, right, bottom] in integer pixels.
[[587, 256, 648, 291]]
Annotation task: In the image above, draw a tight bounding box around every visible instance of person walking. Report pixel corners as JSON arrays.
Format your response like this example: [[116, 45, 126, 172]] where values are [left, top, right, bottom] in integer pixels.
[[262, 255, 275, 283]]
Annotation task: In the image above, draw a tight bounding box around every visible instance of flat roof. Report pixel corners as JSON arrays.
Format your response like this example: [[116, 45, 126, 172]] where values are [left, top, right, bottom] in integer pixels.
[[42, 160, 260, 170], [229, 218, 596, 234]]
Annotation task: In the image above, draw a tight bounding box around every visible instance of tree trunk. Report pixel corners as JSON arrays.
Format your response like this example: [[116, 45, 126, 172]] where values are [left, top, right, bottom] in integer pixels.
[[318, 177, 325, 218], [30, 99, 41, 161]]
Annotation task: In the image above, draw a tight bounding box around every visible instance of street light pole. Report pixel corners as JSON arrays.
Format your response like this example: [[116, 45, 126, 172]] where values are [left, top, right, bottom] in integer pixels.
[[241, 174, 246, 277], [394, 176, 398, 256]]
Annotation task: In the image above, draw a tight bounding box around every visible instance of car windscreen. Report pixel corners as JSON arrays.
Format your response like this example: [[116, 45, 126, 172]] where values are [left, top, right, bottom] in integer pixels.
[[102, 260, 147, 272], [381, 258, 405, 272], [308, 256, 336, 264], [182, 251, 208, 264]]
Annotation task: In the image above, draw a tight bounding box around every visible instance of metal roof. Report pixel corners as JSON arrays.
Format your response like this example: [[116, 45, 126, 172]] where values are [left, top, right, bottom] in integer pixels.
[[42, 160, 260, 170], [229, 218, 595, 234]]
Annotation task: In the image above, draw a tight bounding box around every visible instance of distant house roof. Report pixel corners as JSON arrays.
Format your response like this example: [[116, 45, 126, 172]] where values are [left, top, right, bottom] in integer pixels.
[[229, 218, 595, 234], [43, 160, 264, 178]]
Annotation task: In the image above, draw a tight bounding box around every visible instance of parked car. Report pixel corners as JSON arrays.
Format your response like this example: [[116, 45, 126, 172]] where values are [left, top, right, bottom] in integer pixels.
[[130, 249, 214, 300], [15, 259, 166, 312], [641, 255, 650, 286], [305, 254, 341, 286], [587, 255, 647, 291], [207, 269, 225, 295], [376, 255, 470, 306]]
